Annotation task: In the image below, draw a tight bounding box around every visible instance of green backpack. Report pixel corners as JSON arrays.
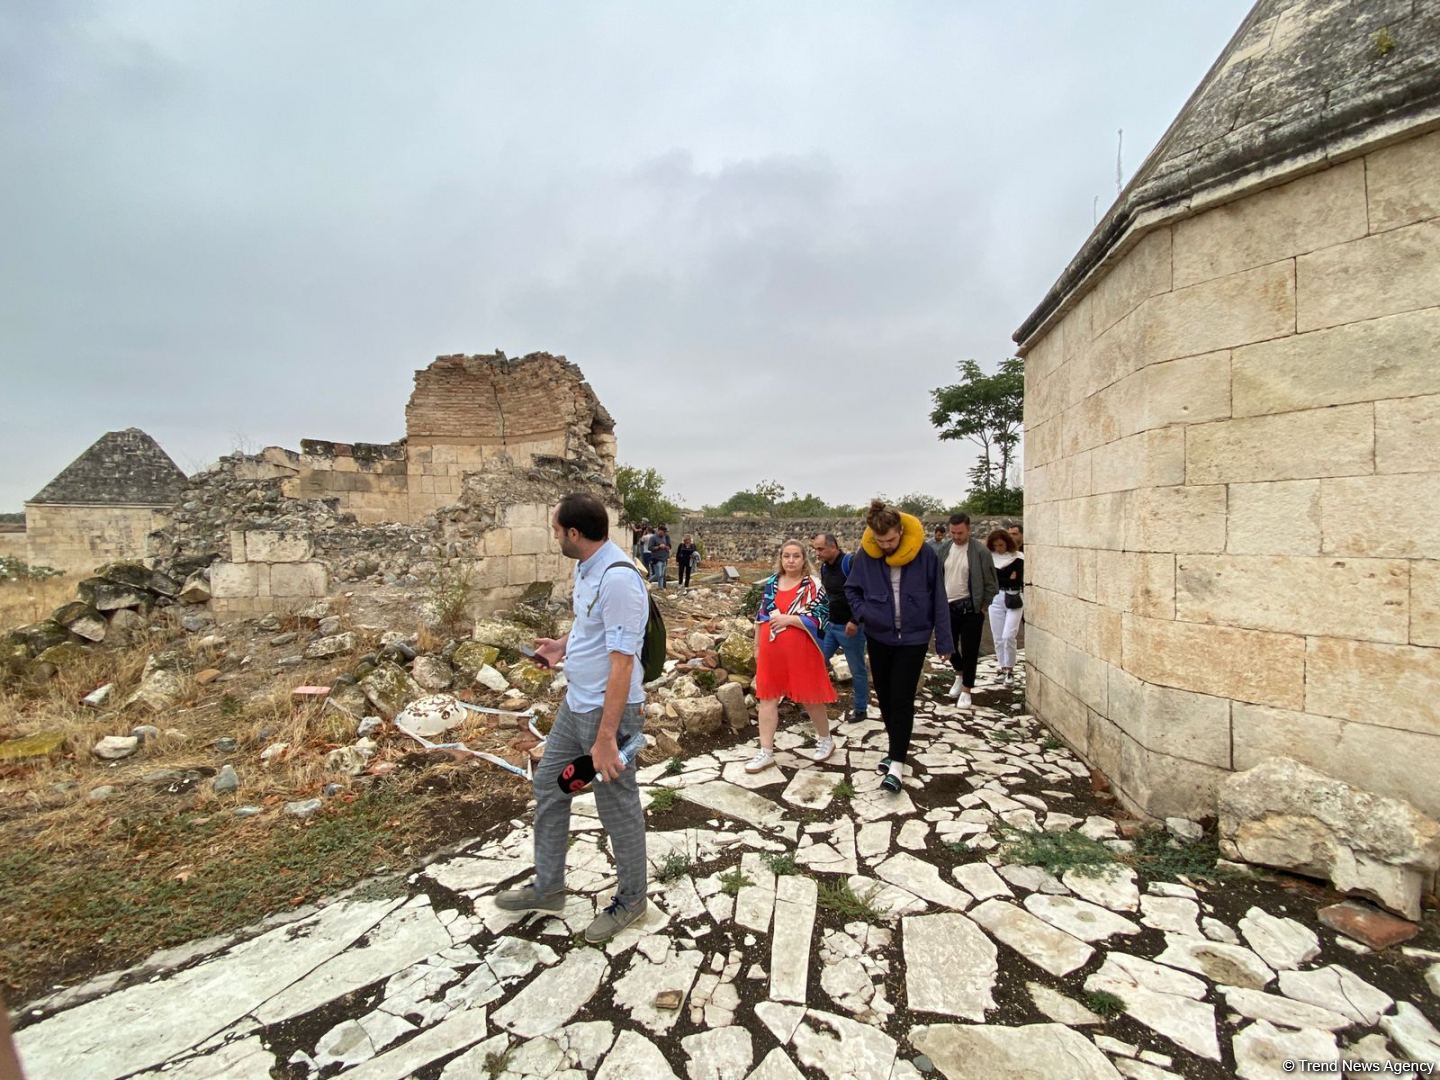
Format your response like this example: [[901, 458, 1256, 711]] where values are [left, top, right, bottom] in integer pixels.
[[589, 561, 668, 684]]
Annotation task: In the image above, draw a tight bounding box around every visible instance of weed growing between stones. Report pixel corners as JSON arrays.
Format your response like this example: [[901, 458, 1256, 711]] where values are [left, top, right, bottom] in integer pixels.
[[761, 850, 800, 876], [718, 867, 754, 896], [655, 851, 693, 884], [831, 778, 855, 801], [648, 788, 678, 813], [1081, 989, 1126, 1017], [1128, 828, 1238, 883], [1040, 734, 1062, 751], [816, 878, 885, 924], [665, 756, 684, 775], [997, 825, 1120, 878], [425, 563, 474, 637]]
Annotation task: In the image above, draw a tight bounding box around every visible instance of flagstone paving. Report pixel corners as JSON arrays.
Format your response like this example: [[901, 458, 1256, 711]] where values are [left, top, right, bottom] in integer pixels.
[[12, 652, 1440, 1079]]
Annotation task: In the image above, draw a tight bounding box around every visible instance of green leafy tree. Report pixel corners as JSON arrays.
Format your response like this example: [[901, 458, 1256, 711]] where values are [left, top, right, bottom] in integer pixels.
[[708, 479, 788, 515], [930, 357, 1024, 509], [615, 465, 683, 525], [896, 492, 947, 518]]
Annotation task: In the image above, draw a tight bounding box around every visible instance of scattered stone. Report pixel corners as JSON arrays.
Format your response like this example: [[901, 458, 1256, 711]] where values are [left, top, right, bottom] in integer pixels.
[[952, 863, 1012, 901], [234, 806, 262, 817], [910, 1022, 1122, 1079], [87, 785, 115, 802], [1139, 895, 1201, 937], [1023, 894, 1141, 943], [1276, 965, 1393, 1026], [1064, 867, 1139, 912], [130, 724, 161, 746], [1218, 756, 1440, 920], [411, 655, 455, 691], [1165, 817, 1204, 843], [213, 765, 240, 794], [92, 735, 139, 760], [1085, 953, 1219, 1061], [81, 683, 113, 708], [214, 737, 238, 753], [969, 899, 1094, 977], [1232, 1020, 1338, 1080], [0, 731, 67, 762], [673, 697, 725, 738], [304, 632, 357, 660], [1155, 935, 1274, 989], [903, 913, 997, 1020], [360, 661, 423, 720], [680, 1027, 752, 1080], [1026, 982, 1104, 1025], [1316, 900, 1420, 951], [1379, 1001, 1440, 1068], [269, 632, 298, 646], [1219, 987, 1352, 1031], [260, 743, 289, 763], [492, 948, 606, 1037], [285, 798, 323, 818], [715, 681, 748, 732], [771, 875, 818, 1004], [357, 717, 383, 737]]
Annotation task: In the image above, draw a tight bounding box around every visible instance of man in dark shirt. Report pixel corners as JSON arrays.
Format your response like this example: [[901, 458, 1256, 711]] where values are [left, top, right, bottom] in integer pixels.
[[810, 532, 869, 722]]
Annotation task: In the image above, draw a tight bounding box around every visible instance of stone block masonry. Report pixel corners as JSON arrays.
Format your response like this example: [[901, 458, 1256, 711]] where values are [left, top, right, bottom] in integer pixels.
[[1017, 108, 1440, 818], [210, 528, 328, 621]]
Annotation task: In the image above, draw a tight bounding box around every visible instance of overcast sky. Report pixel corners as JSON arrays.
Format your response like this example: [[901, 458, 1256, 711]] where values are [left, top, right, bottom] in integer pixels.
[[1, 0, 1253, 513]]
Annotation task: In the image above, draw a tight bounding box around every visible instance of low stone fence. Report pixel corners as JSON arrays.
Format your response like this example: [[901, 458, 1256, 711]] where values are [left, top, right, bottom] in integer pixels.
[[676, 515, 1023, 564]]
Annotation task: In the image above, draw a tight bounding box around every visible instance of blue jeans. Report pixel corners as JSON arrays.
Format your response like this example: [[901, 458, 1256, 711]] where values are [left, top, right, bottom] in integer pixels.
[[650, 558, 668, 588], [821, 621, 869, 716]]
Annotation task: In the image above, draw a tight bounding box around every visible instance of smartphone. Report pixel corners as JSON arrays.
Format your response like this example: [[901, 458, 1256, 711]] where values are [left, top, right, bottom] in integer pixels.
[[520, 645, 551, 669]]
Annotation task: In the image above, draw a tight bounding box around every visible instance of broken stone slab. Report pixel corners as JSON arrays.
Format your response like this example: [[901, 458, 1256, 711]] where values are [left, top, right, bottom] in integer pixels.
[[910, 1023, 1122, 1080], [673, 697, 725, 738], [1276, 965, 1393, 1027], [715, 681, 748, 732], [1232, 1020, 1338, 1080], [1062, 866, 1139, 912], [1379, 1001, 1440, 1068], [875, 853, 972, 910], [789, 1008, 897, 1079], [680, 1027, 753, 1080], [1139, 895, 1202, 938], [1236, 907, 1321, 970], [1026, 983, 1104, 1025], [1316, 900, 1420, 950], [54, 601, 107, 643], [594, 1030, 679, 1080], [0, 730, 68, 762], [952, 862, 1013, 901], [360, 661, 424, 721], [968, 899, 1094, 977], [770, 875, 818, 1004], [1218, 756, 1440, 920], [902, 913, 997, 1020], [611, 946, 703, 1035], [304, 632, 357, 660], [1218, 987, 1352, 1031], [780, 768, 841, 811], [491, 947, 606, 1037], [1153, 934, 1274, 990], [1022, 894, 1141, 943], [676, 781, 786, 831], [1084, 953, 1220, 1062], [746, 1047, 806, 1080]]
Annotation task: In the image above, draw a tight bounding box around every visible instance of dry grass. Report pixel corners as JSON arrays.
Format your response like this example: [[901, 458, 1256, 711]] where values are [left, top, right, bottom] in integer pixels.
[[0, 574, 76, 630]]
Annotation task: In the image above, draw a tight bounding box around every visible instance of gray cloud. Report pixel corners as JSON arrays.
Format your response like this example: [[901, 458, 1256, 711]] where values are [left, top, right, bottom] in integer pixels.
[[1, 0, 1252, 510]]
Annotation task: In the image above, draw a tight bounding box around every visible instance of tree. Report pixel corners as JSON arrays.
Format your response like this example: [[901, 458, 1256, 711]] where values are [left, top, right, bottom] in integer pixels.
[[896, 492, 947, 518], [930, 356, 1024, 506], [707, 480, 789, 516], [615, 465, 682, 525]]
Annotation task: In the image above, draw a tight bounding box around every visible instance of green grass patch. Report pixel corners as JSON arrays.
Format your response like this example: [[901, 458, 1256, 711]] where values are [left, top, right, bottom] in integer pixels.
[[1127, 828, 1237, 883], [648, 787, 678, 813], [718, 867, 754, 896], [1081, 989, 1126, 1017], [831, 778, 855, 801], [761, 850, 800, 876], [997, 825, 1120, 879], [655, 851, 693, 884], [816, 878, 886, 923], [665, 756, 684, 775], [990, 728, 1017, 743], [1040, 735, 1062, 751]]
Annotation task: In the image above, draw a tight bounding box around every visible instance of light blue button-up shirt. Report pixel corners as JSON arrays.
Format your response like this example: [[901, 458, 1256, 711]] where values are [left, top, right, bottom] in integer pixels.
[[564, 539, 648, 712]]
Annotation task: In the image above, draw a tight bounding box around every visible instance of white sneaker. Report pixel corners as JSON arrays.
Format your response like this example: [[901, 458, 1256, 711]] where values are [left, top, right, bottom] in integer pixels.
[[1002, 671, 1015, 687], [948, 676, 964, 699], [811, 736, 834, 763], [957, 691, 973, 709], [744, 748, 776, 773]]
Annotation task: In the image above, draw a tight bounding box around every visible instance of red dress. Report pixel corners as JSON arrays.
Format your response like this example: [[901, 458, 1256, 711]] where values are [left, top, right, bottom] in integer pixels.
[[754, 585, 838, 704]]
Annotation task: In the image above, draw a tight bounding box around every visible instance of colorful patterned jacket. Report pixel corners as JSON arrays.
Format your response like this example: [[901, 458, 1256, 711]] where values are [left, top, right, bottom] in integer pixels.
[[754, 573, 829, 651]]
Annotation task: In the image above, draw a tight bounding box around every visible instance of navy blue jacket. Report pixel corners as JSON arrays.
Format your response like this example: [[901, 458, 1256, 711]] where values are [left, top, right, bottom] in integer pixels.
[[844, 543, 955, 654]]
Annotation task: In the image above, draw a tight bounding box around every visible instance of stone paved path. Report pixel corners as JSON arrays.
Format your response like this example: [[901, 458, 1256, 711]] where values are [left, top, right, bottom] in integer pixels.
[[13, 653, 1440, 1079]]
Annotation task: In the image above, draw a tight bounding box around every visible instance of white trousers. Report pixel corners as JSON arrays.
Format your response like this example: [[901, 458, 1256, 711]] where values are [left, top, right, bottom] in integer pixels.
[[988, 593, 1022, 671]]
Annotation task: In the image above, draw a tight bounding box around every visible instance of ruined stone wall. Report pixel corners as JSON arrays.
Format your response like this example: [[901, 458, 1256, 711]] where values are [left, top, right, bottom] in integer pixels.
[[1022, 128, 1440, 820], [209, 530, 329, 620], [24, 504, 171, 576], [678, 516, 1022, 564], [284, 441, 411, 524], [0, 527, 26, 562]]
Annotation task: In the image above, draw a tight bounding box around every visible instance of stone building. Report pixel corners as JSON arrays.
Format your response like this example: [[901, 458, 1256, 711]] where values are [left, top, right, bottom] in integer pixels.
[[1015, 0, 1440, 818], [22, 429, 186, 575]]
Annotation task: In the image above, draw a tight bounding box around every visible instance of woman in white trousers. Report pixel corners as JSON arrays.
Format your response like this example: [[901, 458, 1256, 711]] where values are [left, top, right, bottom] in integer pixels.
[[985, 529, 1024, 686]]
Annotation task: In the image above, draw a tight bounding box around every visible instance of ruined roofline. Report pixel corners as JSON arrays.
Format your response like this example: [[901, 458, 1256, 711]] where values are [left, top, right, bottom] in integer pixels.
[[415, 352, 616, 435], [1013, 0, 1440, 349]]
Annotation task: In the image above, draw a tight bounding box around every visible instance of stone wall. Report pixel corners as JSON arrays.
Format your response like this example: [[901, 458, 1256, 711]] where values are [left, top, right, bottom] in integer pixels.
[[24, 504, 171, 577], [209, 529, 329, 620], [677, 516, 1022, 564], [1021, 128, 1440, 819], [0, 526, 26, 562]]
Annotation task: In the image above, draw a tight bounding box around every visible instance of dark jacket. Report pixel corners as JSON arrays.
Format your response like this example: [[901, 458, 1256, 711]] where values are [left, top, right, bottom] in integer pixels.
[[818, 551, 855, 626], [675, 543, 698, 569], [844, 543, 954, 654], [935, 537, 1000, 610]]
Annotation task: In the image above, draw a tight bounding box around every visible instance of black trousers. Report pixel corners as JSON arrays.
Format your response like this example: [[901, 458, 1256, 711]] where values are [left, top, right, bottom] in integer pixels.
[[678, 560, 693, 586], [949, 601, 985, 688], [867, 638, 929, 764]]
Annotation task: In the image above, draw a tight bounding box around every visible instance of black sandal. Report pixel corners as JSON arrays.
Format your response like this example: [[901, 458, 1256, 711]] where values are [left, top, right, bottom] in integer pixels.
[[881, 772, 902, 794], [875, 756, 892, 775]]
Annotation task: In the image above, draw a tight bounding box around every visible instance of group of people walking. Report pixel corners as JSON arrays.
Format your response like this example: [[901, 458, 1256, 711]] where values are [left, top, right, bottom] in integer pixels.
[[746, 501, 1024, 793], [498, 493, 1023, 947], [632, 521, 700, 589]]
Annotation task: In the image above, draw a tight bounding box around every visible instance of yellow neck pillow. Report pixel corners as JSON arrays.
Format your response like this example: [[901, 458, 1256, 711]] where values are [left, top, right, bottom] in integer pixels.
[[860, 511, 926, 567]]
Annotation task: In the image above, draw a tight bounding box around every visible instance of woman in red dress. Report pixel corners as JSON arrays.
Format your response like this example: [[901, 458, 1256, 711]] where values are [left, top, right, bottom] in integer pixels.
[[745, 540, 837, 772]]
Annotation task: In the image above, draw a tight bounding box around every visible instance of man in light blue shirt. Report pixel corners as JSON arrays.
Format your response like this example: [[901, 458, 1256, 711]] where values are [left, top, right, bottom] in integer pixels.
[[495, 492, 651, 943]]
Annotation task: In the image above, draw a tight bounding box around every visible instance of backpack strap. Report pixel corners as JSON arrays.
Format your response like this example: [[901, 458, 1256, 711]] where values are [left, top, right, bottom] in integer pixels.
[[840, 552, 853, 577], [586, 560, 647, 616]]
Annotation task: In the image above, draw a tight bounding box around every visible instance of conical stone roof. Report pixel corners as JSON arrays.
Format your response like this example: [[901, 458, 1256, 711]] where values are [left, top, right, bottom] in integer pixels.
[[1016, 0, 1440, 344], [30, 428, 187, 507]]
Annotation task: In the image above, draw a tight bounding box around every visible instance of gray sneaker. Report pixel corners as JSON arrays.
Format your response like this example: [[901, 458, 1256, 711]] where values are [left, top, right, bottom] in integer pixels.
[[494, 885, 567, 914], [584, 896, 649, 943]]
